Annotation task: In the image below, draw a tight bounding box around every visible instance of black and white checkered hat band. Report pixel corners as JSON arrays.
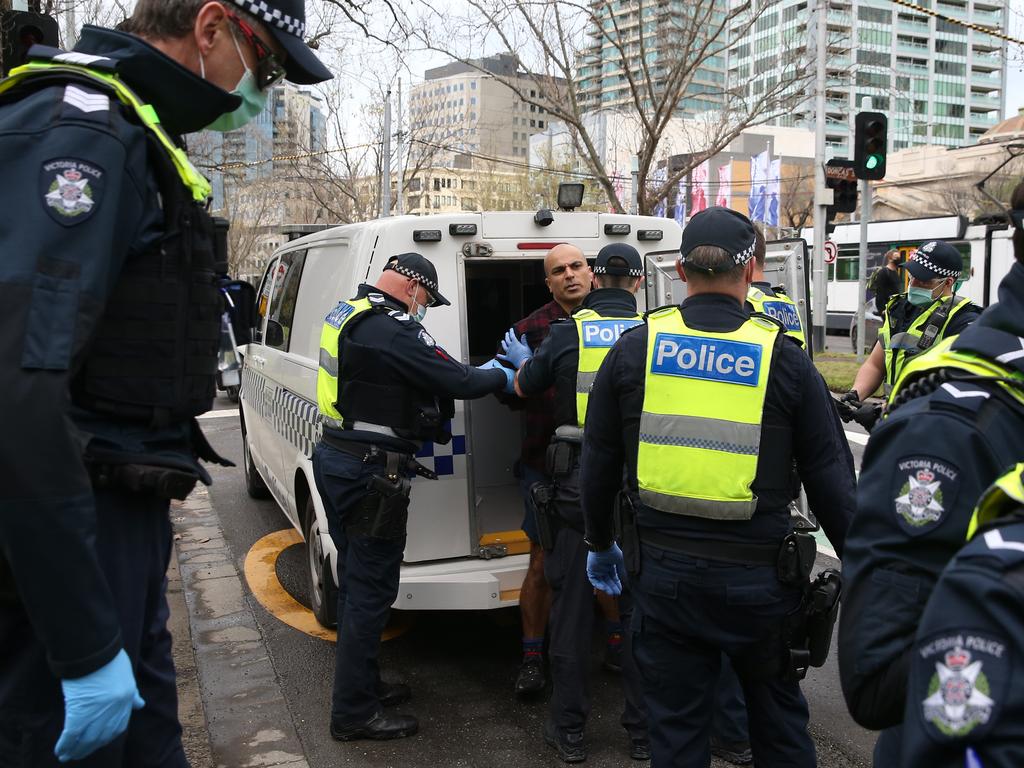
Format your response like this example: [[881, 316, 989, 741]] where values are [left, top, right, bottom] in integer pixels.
[[594, 265, 643, 277], [912, 252, 959, 278], [733, 240, 756, 266], [390, 264, 438, 291], [231, 0, 306, 38]]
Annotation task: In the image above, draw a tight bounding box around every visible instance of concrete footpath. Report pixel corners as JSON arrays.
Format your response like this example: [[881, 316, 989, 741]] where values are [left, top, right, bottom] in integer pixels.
[[169, 487, 308, 768]]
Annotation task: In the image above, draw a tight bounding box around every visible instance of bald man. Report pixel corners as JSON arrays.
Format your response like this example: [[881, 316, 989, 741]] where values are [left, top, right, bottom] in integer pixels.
[[505, 245, 601, 696]]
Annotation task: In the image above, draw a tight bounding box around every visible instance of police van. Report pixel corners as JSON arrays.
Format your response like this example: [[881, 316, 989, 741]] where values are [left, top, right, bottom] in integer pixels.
[[239, 203, 685, 626]]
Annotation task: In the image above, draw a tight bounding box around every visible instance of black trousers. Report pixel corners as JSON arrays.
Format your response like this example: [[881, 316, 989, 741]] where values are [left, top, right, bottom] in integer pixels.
[[543, 460, 647, 739], [0, 489, 187, 768]]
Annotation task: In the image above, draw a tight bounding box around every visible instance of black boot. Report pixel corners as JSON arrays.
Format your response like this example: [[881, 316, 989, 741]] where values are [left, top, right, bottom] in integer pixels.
[[515, 654, 546, 695], [629, 736, 651, 761], [543, 720, 586, 763], [710, 735, 753, 765], [378, 681, 411, 707], [330, 711, 419, 741]]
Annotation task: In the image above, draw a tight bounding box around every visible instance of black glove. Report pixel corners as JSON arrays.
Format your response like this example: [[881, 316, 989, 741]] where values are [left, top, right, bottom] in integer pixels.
[[840, 389, 860, 404], [851, 402, 882, 432]]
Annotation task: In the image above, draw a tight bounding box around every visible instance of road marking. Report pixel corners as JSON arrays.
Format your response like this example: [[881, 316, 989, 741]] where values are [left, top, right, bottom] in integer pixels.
[[844, 430, 868, 446], [243, 529, 412, 643], [198, 409, 239, 420]]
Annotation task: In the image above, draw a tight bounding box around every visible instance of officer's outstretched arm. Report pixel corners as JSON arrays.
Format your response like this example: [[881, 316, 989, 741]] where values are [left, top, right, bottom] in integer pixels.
[[0, 110, 148, 684], [851, 340, 885, 401], [392, 323, 508, 399]]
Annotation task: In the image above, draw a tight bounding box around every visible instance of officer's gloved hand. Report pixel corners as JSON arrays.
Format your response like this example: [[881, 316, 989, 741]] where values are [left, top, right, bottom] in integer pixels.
[[498, 328, 533, 369], [477, 358, 515, 394], [840, 389, 860, 404], [587, 543, 626, 596], [835, 390, 861, 423], [851, 402, 882, 432], [55, 649, 145, 763]]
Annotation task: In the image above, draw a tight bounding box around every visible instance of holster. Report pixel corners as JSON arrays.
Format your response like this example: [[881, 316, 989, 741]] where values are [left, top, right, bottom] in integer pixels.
[[346, 452, 413, 540], [781, 567, 843, 681], [529, 482, 559, 551], [615, 492, 640, 577], [545, 440, 578, 479], [88, 462, 201, 500]]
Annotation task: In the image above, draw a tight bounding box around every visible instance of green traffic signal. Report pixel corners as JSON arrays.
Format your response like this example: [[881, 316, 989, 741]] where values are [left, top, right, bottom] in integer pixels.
[[866, 155, 881, 170]]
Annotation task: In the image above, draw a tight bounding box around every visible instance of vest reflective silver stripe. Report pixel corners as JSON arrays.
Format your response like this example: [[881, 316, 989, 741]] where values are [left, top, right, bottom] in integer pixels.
[[638, 412, 761, 455], [638, 491, 759, 519], [575, 370, 598, 394], [318, 347, 338, 377]]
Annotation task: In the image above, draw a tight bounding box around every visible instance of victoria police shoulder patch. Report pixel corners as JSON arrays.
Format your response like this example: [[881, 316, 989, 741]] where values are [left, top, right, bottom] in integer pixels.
[[325, 301, 355, 329], [40, 158, 104, 226], [891, 455, 961, 536], [914, 630, 1007, 741]]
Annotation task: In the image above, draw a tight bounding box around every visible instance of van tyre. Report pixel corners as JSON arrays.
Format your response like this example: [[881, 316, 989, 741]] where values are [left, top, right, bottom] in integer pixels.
[[305, 496, 338, 628], [241, 417, 270, 499]]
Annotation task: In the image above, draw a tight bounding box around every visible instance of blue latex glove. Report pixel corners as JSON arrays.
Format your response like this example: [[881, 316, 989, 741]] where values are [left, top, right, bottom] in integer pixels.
[[477, 357, 515, 394], [587, 543, 626, 596], [55, 649, 145, 763], [498, 328, 533, 369]]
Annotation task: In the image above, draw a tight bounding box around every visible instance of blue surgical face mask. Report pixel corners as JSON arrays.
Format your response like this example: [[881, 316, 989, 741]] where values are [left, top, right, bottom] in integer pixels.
[[201, 26, 269, 132], [410, 282, 428, 323], [907, 281, 946, 307]]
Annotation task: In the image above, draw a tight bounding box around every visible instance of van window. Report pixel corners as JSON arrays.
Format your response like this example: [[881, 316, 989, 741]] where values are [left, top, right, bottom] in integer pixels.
[[290, 242, 353, 362], [265, 249, 307, 351], [254, 257, 278, 344]]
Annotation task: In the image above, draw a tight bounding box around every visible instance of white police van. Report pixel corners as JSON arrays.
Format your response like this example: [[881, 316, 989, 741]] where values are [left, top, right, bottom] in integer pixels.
[[239, 204, 683, 626]]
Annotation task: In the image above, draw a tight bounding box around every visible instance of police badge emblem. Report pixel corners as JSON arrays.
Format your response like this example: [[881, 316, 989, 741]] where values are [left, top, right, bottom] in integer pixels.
[[40, 158, 104, 225], [892, 456, 960, 535]]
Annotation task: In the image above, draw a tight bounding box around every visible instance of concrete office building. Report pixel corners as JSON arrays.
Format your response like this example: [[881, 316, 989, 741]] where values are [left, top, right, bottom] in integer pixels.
[[725, 0, 1008, 157]]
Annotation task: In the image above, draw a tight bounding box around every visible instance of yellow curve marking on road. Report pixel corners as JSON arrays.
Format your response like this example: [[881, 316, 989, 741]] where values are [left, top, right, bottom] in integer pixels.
[[243, 528, 411, 643]]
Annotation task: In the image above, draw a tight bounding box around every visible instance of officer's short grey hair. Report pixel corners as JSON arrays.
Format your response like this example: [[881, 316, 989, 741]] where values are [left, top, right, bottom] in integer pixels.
[[682, 245, 745, 281], [122, 0, 263, 39]]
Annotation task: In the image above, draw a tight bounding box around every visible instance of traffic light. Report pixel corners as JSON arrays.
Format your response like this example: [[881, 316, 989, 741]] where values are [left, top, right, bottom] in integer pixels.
[[825, 159, 858, 218], [854, 111, 887, 181], [1, 11, 59, 78]]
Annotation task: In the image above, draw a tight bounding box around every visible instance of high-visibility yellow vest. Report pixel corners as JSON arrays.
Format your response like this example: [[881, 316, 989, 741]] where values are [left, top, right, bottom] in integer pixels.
[[0, 60, 210, 201], [878, 294, 972, 394], [967, 463, 1024, 541], [747, 286, 806, 347], [316, 297, 377, 423], [573, 308, 642, 426], [637, 307, 780, 520], [889, 335, 1024, 411]]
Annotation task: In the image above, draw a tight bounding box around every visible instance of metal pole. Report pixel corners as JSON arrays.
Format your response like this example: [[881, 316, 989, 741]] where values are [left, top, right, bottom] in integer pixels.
[[630, 155, 639, 215], [395, 77, 404, 215], [856, 180, 871, 362], [380, 88, 392, 218], [811, 0, 829, 354], [64, 0, 77, 48]]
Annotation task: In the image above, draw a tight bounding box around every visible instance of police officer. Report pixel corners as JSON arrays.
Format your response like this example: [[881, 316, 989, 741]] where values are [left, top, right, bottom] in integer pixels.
[[581, 207, 856, 767], [842, 240, 980, 420], [314, 253, 513, 741], [0, 2, 330, 765], [746, 227, 806, 348], [503, 244, 648, 763], [839, 185, 1024, 765], [899, 464, 1024, 768]]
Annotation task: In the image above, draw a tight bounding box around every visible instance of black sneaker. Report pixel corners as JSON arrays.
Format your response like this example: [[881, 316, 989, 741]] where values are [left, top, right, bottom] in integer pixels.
[[629, 737, 651, 761], [330, 711, 419, 741], [515, 654, 545, 695], [603, 640, 623, 673], [710, 736, 753, 766], [543, 720, 587, 763], [378, 681, 411, 708]]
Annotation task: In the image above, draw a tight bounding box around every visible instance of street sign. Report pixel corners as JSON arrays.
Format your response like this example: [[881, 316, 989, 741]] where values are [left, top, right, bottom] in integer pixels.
[[824, 240, 838, 264]]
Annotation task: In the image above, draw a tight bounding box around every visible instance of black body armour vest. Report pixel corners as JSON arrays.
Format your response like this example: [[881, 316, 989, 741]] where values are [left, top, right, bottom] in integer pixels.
[[71, 132, 221, 426], [337, 311, 454, 444]]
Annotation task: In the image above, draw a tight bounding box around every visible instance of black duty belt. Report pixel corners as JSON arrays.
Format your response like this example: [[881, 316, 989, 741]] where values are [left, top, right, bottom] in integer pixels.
[[638, 528, 781, 566], [322, 434, 438, 480]]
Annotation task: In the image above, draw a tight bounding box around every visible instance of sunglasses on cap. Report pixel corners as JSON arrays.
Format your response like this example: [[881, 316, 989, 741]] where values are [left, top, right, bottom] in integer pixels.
[[226, 11, 288, 91]]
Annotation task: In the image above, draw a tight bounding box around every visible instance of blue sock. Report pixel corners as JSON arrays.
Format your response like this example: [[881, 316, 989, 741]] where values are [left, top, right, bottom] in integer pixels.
[[522, 637, 544, 658]]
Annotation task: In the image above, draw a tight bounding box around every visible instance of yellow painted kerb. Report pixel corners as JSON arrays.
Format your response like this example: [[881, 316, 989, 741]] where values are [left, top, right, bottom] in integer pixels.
[[243, 528, 411, 643]]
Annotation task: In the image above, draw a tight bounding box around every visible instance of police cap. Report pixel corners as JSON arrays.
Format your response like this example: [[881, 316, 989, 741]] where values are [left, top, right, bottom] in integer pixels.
[[904, 241, 963, 282], [679, 206, 757, 273], [594, 243, 643, 277], [226, 0, 333, 84], [384, 252, 451, 306]]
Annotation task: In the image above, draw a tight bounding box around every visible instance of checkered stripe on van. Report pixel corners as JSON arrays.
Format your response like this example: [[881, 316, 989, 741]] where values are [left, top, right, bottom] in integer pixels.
[[241, 365, 272, 423], [414, 410, 467, 478], [274, 387, 321, 458]]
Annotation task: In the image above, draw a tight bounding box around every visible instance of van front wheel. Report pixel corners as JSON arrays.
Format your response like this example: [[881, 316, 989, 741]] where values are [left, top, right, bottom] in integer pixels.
[[305, 496, 338, 628]]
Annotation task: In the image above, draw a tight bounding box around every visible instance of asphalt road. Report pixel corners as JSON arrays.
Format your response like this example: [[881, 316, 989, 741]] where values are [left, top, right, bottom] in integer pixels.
[[195, 395, 874, 767]]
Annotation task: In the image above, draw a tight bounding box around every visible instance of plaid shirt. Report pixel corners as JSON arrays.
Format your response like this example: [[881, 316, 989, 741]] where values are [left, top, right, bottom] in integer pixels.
[[512, 300, 568, 472]]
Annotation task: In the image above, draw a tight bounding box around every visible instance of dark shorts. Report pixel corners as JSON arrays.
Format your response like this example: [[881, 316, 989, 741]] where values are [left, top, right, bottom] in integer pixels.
[[517, 464, 548, 545]]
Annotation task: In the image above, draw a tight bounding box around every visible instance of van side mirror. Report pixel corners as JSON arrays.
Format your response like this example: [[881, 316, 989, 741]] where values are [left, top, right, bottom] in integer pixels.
[[265, 320, 285, 348]]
